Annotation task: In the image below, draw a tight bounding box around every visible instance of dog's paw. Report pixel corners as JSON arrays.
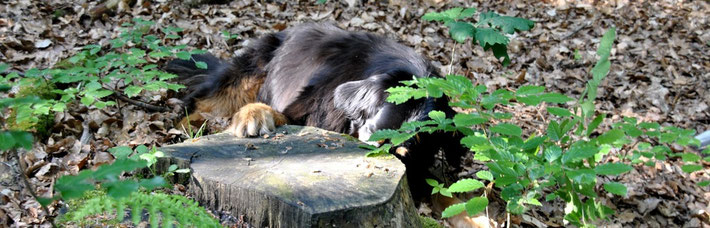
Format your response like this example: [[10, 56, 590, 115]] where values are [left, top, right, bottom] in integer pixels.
[[227, 103, 286, 138]]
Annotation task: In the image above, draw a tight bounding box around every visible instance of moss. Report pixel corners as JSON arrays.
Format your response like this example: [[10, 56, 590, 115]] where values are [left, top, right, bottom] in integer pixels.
[[263, 175, 295, 201], [6, 78, 55, 136], [420, 215, 443, 228]]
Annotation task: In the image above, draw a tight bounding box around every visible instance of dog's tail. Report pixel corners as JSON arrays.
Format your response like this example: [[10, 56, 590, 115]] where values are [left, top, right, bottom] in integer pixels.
[[164, 54, 228, 110]]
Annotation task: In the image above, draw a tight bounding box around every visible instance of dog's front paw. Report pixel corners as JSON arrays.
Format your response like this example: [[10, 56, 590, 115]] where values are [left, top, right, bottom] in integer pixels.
[[227, 103, 287, 138]]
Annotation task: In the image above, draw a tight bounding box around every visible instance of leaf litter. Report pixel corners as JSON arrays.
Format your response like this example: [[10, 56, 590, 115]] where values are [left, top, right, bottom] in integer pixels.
[[0, 0, 708, 227]]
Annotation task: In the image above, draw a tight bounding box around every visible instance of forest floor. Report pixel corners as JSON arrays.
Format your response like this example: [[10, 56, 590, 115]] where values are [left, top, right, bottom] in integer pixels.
[[1, 0, 709, 227]]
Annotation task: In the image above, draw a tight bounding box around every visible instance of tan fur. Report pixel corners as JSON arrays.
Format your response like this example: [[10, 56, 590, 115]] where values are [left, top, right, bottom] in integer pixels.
[[195, 76, 264, 117], [433, 195, 492, 228], [178, 76, 289, 135]]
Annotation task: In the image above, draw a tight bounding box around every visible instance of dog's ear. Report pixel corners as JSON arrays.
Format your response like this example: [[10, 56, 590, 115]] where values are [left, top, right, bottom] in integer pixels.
[[333, 75, 387, 121]]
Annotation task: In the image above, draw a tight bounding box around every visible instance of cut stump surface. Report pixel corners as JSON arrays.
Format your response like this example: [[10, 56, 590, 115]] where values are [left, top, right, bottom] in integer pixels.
[[159, 125, 420, 228]]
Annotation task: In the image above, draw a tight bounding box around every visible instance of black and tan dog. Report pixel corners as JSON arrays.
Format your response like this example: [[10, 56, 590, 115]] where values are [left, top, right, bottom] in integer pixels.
[[166, 23, 484, 227]]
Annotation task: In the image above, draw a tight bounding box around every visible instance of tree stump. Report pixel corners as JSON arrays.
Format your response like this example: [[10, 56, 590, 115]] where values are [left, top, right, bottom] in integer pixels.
[[159, 125, 421, 228]]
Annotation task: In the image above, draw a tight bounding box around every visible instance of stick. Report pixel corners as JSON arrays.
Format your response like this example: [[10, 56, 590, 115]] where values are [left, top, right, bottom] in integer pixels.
[[113, 92, 170, 112], [13, 149, 57, 228]]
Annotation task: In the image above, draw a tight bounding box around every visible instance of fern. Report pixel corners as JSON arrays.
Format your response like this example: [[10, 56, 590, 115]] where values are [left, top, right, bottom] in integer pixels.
[[63, 191, 221, 228]]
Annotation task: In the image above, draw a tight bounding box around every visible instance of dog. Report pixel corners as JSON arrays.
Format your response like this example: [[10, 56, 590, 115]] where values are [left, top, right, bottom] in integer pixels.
[[166, 23, 485, 227]]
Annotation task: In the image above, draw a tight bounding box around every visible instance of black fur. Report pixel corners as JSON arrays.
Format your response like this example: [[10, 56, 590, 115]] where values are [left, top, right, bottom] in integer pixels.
[[166, 23, 467, 199]]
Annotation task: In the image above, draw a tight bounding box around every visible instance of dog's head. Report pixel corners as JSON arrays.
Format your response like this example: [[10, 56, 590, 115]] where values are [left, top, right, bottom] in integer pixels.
[[333, 69, 467, 170]]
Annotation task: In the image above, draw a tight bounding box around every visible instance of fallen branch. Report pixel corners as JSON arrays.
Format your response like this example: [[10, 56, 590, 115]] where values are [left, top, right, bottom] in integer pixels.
[[114, 92, 170, 112], [13, 149, 56, 228]]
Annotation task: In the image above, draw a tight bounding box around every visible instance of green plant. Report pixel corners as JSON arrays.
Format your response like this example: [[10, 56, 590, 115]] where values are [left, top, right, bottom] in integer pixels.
[[422, 7, 534, 67], [0, 77, 36, 152], [61, 191, 220, 227], [221, 30, 239, 41], [1, 18, 191, 132], [574, 49, 582, 61], [181, 110, 207, 140], [369, 27, 706, 227], [48, 146, 167, 203]]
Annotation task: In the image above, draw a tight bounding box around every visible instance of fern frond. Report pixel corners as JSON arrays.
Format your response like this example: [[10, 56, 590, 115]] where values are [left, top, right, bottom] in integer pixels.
[[64, 191, 221, 228]]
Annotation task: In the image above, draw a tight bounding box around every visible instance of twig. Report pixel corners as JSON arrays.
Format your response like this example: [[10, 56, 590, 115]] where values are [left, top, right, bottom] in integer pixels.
[[113, 92, 170, 112], [448, 43, 456, 75], [12, 149, 57, 228], [561, 21, 592, 40]]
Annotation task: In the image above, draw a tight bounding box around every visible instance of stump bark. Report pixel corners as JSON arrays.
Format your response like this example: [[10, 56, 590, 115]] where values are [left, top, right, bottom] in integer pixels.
[[159, 125, 421, 228]]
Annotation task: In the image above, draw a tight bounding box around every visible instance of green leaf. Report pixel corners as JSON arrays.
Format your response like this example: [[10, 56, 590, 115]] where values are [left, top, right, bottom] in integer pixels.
[[11, 131, 33, 149], [365, 144, 391, 157], [698, 181, 710, 187], [488, 43, 511, 67], [37, 197, 55, 207], [453, 113, 487, 127], [516, 95, 542, 106], [124, 86, 143, 97], [426, 179, 439, 187], [515, 85, 545, 96], [546, 107, 573, 117], [386, 86, 426, 105], [596, 129, 625, 145], [446, 21, 475, 43], [681, 164, 702, 173], [479, 11, 535, 34], [476, 171, 493, 181], [680, 153, 701, 162], [540, 93, 574, 104], [0, 131, 16, 150], [55, 170, 95, 199], [594, 163, 633, 176], [80, 95, 94, 106], [561, 142, 598, 164], [195, 61, 208, 69], [586, 114, 605, 136], [474, 28, 508, 47], [547, 120, 562, 141], [587, 27, 616, 101], [448, 179, 484, 193], [176, 51, 191, 60], [567, 168, 597, 185], [0, 63, 9, 73], [92, 158, 147, 181], [522, 136, 544, 151], [368, 129, 399, 142], [490, 123, 522, 137], [465, 197, 488, 216], [105, 180, 139, 198], [603, 182, 627, 196], [460, 135, 489, 149], [109, 146, 133, 159], [441, 203, 466, 218], [544, 145, 562, 162], [428, 110, 446, 122], [422, 8, 475, 22], [139, 176, 167, 191], [459, 8, 477, 19], [168, 164, 178, 172]]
